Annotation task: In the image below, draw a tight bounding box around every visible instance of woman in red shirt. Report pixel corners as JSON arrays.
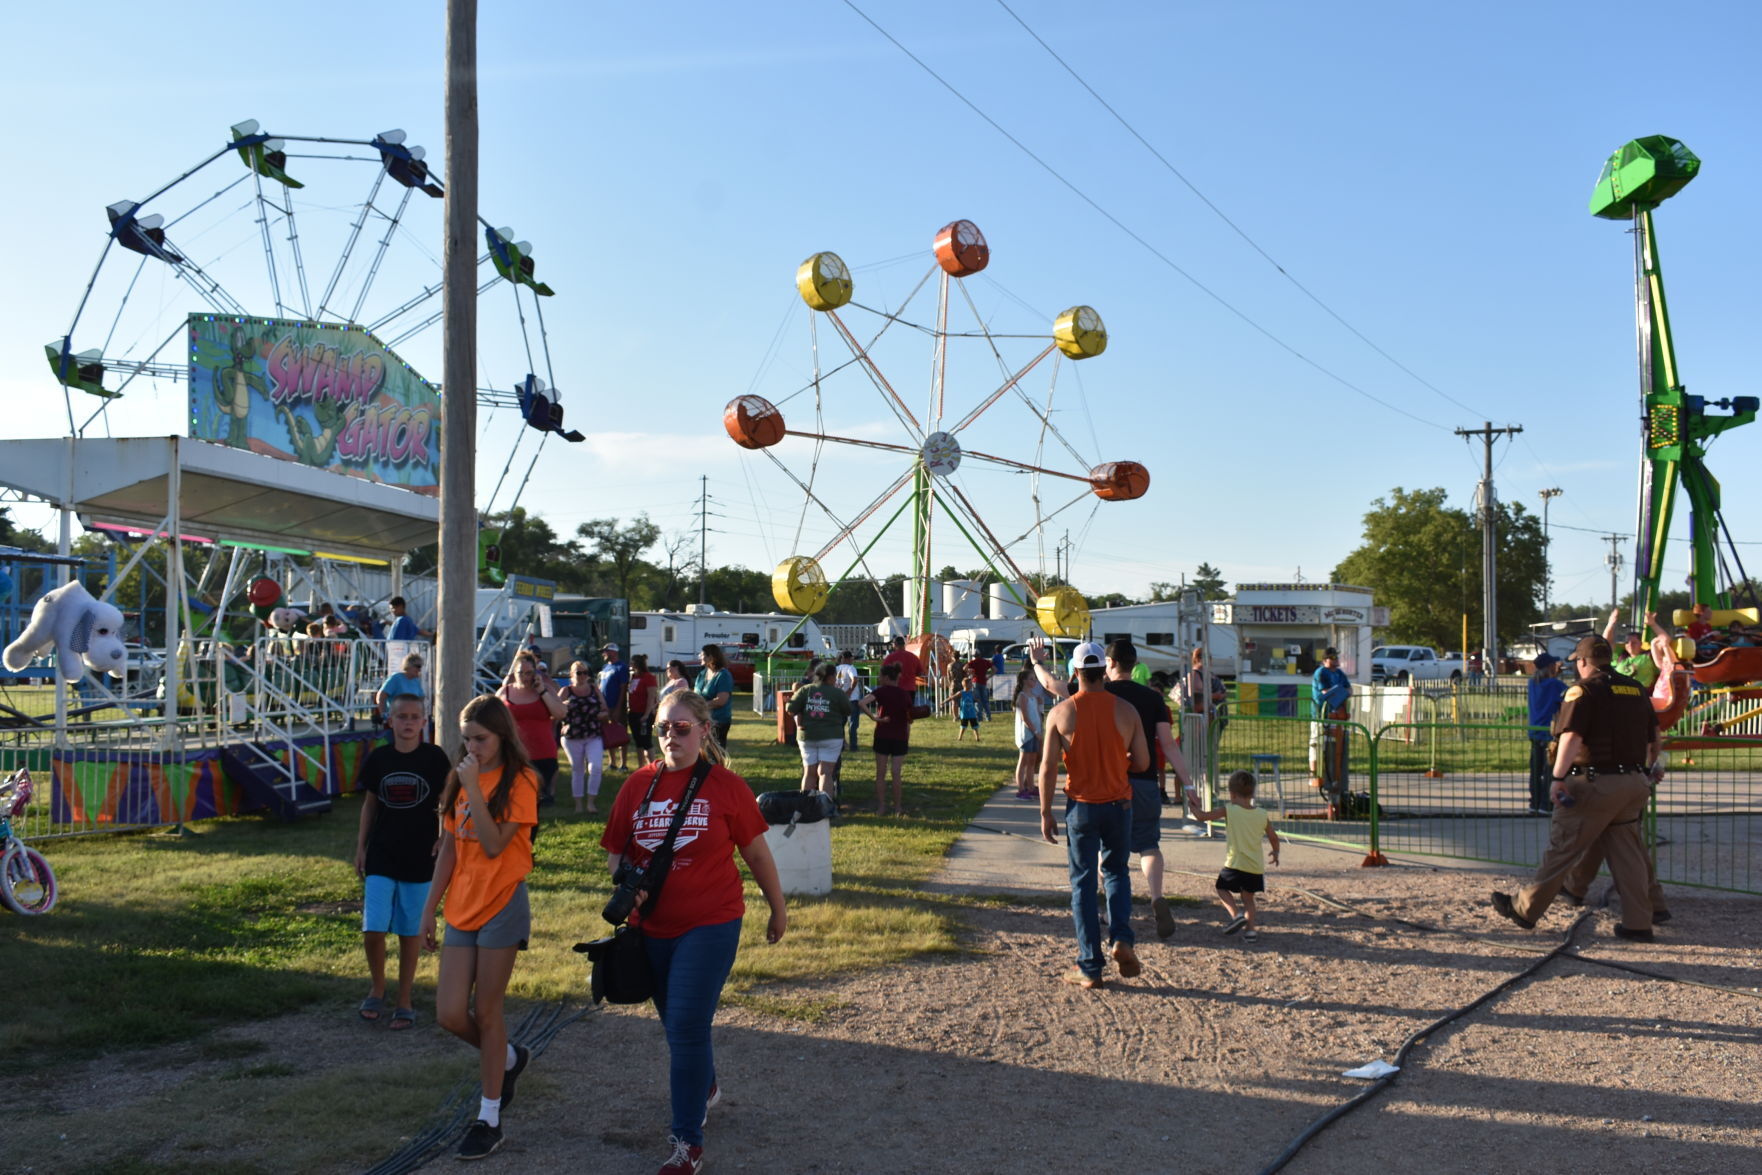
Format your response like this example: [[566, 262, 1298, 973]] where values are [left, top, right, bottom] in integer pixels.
[[498, 651, 565, 806], [600, 690, 787, 1175], [627, 653, 660, 767]]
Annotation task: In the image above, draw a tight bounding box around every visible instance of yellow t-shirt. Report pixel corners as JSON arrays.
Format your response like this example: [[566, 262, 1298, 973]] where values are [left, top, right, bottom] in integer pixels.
[[1223, 803, 1271, 873]]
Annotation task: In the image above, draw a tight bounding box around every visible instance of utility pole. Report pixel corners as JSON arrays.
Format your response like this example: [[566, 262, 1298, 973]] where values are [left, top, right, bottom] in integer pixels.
[[1538, 487, 1563, 614], [1455, 421, 1523, 673], [1605, 534, 1625, 613], [434, 0, 478, 755], [693, 475, 712, 605]]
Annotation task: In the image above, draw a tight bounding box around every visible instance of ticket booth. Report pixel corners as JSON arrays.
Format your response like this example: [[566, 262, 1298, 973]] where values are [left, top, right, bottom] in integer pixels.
[[1213, 584, 1380, 716]]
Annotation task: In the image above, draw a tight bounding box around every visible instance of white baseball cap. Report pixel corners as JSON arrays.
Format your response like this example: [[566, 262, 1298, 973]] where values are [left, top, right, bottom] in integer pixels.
[[1069, 641, 1106, 673]]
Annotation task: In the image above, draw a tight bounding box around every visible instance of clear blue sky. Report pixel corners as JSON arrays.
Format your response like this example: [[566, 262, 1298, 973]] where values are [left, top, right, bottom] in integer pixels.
[[3, 1, 1758, 611]]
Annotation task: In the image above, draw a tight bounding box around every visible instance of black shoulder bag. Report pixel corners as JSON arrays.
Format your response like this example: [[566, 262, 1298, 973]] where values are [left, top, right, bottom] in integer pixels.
[[574, 758, 714, 1005]]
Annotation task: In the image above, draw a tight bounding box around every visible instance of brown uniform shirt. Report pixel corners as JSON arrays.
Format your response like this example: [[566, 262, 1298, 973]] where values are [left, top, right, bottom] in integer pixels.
[[1553, 667, 1657, 767]]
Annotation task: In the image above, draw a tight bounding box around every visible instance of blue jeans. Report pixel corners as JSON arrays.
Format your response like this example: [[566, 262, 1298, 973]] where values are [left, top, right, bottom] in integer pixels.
[[644, 916, 743, 1146], [1065, 798, 1134, 977], [847, 707, 862, 750]]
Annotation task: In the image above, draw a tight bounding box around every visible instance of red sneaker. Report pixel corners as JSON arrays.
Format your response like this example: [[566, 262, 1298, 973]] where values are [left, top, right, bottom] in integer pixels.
[[657, 1135, 704, 1174]]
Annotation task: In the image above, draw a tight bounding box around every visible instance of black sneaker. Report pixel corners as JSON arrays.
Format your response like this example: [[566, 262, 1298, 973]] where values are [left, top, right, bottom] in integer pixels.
[[1613, 925, 1655, 942], [500, 1044, 530, 1112], [1490, 892, 1536, 929], [1652, 908, 1672, 924], [1152, 897, 1176, 940], [457, 1120, 503, 1160]]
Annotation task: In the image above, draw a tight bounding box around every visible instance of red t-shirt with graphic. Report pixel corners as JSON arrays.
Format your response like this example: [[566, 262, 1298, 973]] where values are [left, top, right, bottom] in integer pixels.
[[600, 761, 768, 939]]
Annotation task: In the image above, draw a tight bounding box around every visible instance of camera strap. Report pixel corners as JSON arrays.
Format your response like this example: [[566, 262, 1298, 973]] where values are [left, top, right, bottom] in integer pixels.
[[619, 757, 715, 917]]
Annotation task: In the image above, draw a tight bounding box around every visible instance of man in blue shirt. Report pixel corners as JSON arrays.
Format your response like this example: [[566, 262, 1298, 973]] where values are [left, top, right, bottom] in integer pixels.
[[1525, 652, 1567, 814], [597, 641, 630, 767], [1311, 647, 1351, 798], [386, 596, 431, 642]]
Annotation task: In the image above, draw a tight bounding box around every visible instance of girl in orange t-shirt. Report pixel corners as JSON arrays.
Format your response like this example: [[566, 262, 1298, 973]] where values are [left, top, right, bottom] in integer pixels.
[[419, 695, 541, 1160]]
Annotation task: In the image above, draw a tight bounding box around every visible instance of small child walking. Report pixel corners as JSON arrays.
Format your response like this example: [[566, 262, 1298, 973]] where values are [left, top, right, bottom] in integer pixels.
[[1188, 769, 1280, 942], [952, 674, 985, 742]]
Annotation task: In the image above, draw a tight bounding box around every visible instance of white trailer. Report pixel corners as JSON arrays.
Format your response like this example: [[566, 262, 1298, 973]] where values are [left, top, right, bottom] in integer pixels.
[[629, 604, 835, 687]]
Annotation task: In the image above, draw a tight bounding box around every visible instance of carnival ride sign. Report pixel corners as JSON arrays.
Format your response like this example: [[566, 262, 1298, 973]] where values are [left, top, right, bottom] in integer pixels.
[[187, 315, 440, 494]]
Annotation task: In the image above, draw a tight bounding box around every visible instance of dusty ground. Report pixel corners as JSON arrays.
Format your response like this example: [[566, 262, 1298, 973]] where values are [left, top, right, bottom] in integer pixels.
[[13, 830, 1762, 1174]]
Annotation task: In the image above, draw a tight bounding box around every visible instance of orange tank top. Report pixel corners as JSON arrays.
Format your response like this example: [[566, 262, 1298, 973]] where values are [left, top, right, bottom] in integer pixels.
[[1063, 690, 1130, 803]]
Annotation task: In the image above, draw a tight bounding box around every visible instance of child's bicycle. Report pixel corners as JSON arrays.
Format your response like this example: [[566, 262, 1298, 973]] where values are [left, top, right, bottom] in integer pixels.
[[0, 769, 57, 915]]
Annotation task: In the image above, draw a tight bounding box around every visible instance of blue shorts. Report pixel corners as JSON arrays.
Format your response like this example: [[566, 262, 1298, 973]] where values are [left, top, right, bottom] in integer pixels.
[[1129, 777, 1162, 853], [362, 874, 431, 937], [1016, 729, 1040, 753]]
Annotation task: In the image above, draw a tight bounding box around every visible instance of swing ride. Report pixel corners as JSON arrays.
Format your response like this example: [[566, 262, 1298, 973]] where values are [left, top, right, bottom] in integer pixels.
[[1593, 135, 1762, 742], [725, 219, 1149, 684], [0, 118, 573, 827]]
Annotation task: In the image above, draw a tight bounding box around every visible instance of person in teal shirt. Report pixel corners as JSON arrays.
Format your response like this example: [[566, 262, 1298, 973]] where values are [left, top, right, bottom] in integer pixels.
[[1311, 648, 1351, 798], [694, 643, 735, 747]]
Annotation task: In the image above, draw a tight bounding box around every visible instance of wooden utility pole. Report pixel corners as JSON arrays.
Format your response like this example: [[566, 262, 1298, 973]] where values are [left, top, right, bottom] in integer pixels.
[[1455, 421, 1522, 674], [435, 0, 478, 754]]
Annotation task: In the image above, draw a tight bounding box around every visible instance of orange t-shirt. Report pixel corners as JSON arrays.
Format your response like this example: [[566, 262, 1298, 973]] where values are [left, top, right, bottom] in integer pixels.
[[440, 764, 540, 930], [1061, 690, 1131, 804]]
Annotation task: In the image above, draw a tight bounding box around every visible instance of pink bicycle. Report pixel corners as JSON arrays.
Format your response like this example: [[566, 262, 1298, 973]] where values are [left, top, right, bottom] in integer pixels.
[[0, 770, 57, 915]]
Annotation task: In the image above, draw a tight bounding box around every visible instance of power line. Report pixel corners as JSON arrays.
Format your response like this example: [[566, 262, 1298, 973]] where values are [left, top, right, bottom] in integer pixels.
[[840, 0, 1447, 433], [992, 0, 1491, 423]]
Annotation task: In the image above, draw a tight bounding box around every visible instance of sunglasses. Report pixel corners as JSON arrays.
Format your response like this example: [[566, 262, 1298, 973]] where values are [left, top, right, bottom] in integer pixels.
[[655, 720, 702, 737]]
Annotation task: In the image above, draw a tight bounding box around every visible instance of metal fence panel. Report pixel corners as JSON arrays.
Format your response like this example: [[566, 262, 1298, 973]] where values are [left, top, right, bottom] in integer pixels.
[[1204, 713, 1374, 853]]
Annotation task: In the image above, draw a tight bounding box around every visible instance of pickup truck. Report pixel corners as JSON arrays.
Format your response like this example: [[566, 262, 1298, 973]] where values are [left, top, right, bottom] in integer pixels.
[[1371, 645, 1463, 685]]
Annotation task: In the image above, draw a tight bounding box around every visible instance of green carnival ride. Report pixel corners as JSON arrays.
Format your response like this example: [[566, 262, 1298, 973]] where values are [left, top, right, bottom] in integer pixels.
[[1593, 136, 1758, 624]]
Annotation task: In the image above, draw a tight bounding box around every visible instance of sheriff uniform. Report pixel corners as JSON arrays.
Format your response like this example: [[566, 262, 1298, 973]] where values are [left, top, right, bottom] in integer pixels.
[[1497, 635, 1659, 936]]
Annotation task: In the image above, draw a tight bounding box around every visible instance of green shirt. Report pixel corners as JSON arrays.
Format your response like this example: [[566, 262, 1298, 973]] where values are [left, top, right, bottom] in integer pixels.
[[787, 683, 852, 742], [1612, 650, 1658, 688], [1224, 803, 1272, 874]]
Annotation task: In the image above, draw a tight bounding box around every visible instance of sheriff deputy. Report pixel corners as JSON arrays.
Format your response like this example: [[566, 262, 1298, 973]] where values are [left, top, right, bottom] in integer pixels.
[[1491, 634, 1660, 941]]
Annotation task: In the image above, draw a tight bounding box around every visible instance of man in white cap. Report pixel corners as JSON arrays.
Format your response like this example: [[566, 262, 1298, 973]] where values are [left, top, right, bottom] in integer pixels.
[[598, 641, 630, 770], [1036, 639, 1149, 989]]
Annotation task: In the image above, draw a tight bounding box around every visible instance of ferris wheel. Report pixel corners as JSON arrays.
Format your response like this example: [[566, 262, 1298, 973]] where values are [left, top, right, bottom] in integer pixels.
[[44, 119, 580, 514], [724, 219, 1149, 643]]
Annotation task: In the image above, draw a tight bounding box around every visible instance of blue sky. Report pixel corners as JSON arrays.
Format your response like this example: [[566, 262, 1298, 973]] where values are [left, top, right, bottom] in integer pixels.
[[3, 1, 1758, 610]]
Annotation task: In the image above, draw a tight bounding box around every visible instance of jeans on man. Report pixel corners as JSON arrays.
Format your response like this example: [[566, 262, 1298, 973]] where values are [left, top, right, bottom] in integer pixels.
[[847, 707, 862, 750], [643, 916, 742, 1147], [1064, 797, 1134, 978]]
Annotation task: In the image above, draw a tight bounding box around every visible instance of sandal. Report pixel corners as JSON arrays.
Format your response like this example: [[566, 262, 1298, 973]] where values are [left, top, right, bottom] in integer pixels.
[[389, 1007, 417, 1030], [358, 995, 386, 1021], [1244, 929, 1259, 942]]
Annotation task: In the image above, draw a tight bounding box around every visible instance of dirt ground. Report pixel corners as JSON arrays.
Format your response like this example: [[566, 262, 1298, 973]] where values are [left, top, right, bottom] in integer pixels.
[[16, 845, 1762, 1174]]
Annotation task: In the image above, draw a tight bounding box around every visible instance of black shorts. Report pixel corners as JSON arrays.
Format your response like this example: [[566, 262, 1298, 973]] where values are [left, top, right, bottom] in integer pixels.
[[1216, 867, 1265, 894], [629, 714, 654, 750], [959, 717, 980, 729], [874, 736, 910, 758]]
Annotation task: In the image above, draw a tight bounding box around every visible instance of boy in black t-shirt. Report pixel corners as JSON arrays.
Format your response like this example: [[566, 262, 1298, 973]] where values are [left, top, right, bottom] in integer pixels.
[[354, 694, 451, 1028]]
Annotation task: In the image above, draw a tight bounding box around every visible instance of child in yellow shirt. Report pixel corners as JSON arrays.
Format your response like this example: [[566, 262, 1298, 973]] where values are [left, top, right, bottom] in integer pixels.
[[1188, 769, 1280, 942]]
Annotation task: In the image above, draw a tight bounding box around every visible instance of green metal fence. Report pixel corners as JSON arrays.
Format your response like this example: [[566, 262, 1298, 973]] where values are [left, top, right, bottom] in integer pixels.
[[1209, 711, 1761, 895]]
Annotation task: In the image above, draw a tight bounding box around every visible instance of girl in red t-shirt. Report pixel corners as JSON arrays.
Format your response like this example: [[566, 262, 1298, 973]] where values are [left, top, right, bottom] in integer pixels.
[[420, 695, 541, 1160], [627, 653, 660, 767], [600, 690, 787, 1174], [497, 651, 565, 806]]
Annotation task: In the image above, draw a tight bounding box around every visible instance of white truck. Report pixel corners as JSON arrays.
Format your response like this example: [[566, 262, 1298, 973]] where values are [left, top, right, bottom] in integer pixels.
[[1370, 645, 1463, 685]]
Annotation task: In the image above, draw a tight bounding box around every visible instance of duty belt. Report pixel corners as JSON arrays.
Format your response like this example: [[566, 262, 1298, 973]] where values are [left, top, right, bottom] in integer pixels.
[[1566, 764, 1643, 778]]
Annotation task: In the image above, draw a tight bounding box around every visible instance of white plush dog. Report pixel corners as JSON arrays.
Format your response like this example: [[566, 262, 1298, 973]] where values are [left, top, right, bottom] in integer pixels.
[[2, 581, 128, 682]]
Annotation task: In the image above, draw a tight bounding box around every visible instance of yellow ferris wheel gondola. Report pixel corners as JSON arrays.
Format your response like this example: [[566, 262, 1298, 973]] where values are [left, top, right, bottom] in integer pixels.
[[772, 555, 830, 615], [1036, 585, 1090, 638], [796, 251, 853, 312], [1053, 305, 1107, 359]]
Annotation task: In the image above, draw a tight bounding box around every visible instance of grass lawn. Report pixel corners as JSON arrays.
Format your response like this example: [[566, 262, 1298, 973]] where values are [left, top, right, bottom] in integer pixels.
[[2, 705, 1021, 1068]]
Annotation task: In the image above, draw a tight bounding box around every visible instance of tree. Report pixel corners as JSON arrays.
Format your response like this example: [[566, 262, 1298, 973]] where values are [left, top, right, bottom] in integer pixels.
[[577, 514, 661, 603], [1192, 562, 1228, 601], [1333, 486, 1546, 650], [0, 508, 52, 553]]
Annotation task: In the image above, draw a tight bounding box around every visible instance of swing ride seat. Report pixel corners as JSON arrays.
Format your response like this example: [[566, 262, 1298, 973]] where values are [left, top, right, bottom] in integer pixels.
[[1689, 645, 1762, 686]]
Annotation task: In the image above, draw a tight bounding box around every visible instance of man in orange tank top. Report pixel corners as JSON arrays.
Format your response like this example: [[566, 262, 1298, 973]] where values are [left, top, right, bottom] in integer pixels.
[[1038, 641, 1149, 989]]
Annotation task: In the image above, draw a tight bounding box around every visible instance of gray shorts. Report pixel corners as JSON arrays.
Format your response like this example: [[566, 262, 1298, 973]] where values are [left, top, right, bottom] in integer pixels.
[[444, 881, 531, 950]]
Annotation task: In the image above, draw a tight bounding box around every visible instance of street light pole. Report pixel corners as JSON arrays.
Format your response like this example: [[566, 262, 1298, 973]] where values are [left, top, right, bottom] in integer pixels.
[[1539, 487, 1563, 615]]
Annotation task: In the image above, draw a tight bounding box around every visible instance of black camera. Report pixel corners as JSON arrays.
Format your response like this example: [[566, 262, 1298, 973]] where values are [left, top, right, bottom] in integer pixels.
[[602, 861, 646, 926]]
